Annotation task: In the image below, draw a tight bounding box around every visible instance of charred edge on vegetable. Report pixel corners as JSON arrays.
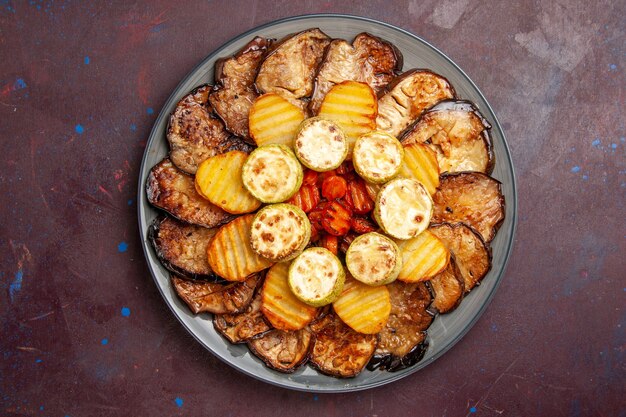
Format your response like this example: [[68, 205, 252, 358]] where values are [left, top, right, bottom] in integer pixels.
[[147, 214, 227, 283], [213, 36, 273, 84], [425, 253, 465, 315], [367, 337, 428, 372], [247, 328, 312, 373], [377, 68, 456, 100]]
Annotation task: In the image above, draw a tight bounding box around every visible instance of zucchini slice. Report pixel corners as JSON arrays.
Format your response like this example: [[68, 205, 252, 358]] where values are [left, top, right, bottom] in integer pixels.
[[428, 254, 464, 313], [373, 178, 433, 240], [250, 204, 311, 262], [207, 214, 275, 282], [368, 281, 432, 371], [146, 158, 234, 228], [432, 172, 505, 242], [288, 247, 345, 307], [172, 273, 259, 314], [397, 229, 449, 283], [195, 150, 262, 214], [397, 142, 440, 195], [214, 290, 272, 344], [248, 328, 312, 373], [332, 275, 391, 334], [309, 313, 377, 378], [352, 131, 404, 183], [345, 232, 401, 286], [249, 93, 306, 147], [429, 222, 491, 293], [294, 117, 348, 172], [261, 262, 318, 330], [242, 144, 303, 203]]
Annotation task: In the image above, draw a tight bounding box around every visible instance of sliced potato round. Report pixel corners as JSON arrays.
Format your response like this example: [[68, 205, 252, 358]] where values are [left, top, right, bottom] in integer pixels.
[[374, 178, 433, 240], [294, 117, 348, 171], [397, 229, 449, 283], [250, 204, 311, 262], [352, 131, 404, 183], [195, 150, 261, 214], [249, 93, 305, 147], [345, 232, 401, 286], [318, 81, 377, 157], [261, 262, 317, 330], [248, 328, 312, 373], [242, 144, 303, 203], [333, 275, 391, 334], [288, 247, 345, 307], [428, 255, 464, 313], [397, 142, 440, 195]]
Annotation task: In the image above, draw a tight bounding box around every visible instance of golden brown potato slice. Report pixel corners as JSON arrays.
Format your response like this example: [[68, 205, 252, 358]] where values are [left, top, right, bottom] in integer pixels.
[[309, 313, 377, 378], [146, 158, 234, 228], [148, 215, 220, 280], [167, 84, 252, 174], [397, 229, 450, 283], [432, 172, 505, 242], [248, 328, 312, 373], [332, 276, 391, 334], [210, 37, 273, 141], [376, 70, 455, 138], [309, 33, 402, 115], [195, 150, 261, 214], [401, 100, 494, 174], [248, 93, 306, 147], [255, 28, 331, 108], [207, 214, 274, 282], [369, 280, 432, 371], [397, 142, 440, 195], [171, 273, 259, 314], [214, 291, 272, 343], [429, 222, 491, 292], [428, 255, 464, 313]]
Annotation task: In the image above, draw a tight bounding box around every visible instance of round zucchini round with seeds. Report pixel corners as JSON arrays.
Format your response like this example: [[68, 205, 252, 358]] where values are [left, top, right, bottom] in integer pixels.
[[374, 178, 433, 240], [352, 131, 404, 183], [294, 117, 348, 172], [242, 144, 303, 203], [345, 232, 402, 286], [250, 204, 311, 262], [288, 247, 345, 307]]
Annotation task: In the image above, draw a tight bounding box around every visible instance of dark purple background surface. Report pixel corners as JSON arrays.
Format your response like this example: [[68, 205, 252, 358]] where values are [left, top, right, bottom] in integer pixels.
[[1, 1, 624, 416]]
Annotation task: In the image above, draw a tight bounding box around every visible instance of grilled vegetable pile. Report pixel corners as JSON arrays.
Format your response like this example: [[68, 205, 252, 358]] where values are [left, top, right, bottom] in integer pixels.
[[146, 29, 505, 377]]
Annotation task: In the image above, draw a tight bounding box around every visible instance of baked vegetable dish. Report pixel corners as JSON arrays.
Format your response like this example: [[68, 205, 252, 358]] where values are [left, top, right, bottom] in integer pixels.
[[145, 28, 505, 377]]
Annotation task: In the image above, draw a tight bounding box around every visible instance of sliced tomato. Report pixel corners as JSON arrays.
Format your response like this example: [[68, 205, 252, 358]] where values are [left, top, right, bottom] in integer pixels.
[[320, 234, 339, 255], [347, 178, 374, 215], [288, 184, 320, 213], [350, 216, 377, 234], [303, 169, 318, 186], [321, 200, 352, 236], [308, 201, 329, 232], [322, 176, 348, 200]]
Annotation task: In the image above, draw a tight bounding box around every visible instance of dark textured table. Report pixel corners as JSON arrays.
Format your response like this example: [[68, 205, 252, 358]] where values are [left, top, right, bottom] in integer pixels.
[[1, 1, 624, 416]]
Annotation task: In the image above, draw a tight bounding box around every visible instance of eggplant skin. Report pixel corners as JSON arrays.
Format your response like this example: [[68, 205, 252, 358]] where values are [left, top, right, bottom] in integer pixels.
[[148, 215, 223, 281], [308, 313, 377, 378], [367, 336, 428, 372], [247, 328, 312, 373], [172, 273, 259, 314], [432, 172, 505, 243], [210, 37, 273, 141], [213, 290, 272, 344], [309, 32, 403, 115], [146, 158, 234, 228], [167, 84, 253, 174]]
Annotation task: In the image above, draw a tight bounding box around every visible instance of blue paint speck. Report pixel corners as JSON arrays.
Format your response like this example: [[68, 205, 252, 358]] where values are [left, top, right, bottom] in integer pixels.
[[84, 56, 90, 65], [147, 107, 154, 115], [592, 138, 601, 147], [490, 323, 498, 332], [470, 406, 477, 413], [609, 64, 617, 71], [621, 137, 625, 143], [75, 124, 84, 134], [121, 307, 131, 317], [313, 395, 318, 401], [127, 199, 133, 206], [174, 397, 183, 408], [14, 78, 27, 90], [9, 270, 23, 301], [611, 143, 617, 149], [571, 166, 581, 173], [35, 359, 42, 363], [130, 124, 137, 131], [40, 406, 44, 411], [582, 175, 589, 180], [101, 338, 108, 345], [118, 242, 128, 253]]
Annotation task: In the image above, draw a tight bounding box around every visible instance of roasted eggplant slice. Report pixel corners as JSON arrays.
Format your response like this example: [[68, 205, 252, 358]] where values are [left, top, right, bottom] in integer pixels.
[[429, 223, 491, 293], [148, 215, 221, 281], [248, 328, 312, 373], [214, 291, 272, 343], [368, 281, 432, 371], [401, 100, 494, 174], [172, 273, 259, 314], [309, 33, 402, 115], [167, 84, 252, 174], [210, 37, 272, 141], [309, 313, 377, 378], [376, 70, 455, 138], [255, 28, 331, 109], [146, 158, 234, 228], [428, 254, 464, 313], [432, 172, 505, 242]]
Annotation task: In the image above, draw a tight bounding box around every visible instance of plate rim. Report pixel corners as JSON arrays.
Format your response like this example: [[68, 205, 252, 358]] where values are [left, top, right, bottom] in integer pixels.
[[136, 13, 518, 393]]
